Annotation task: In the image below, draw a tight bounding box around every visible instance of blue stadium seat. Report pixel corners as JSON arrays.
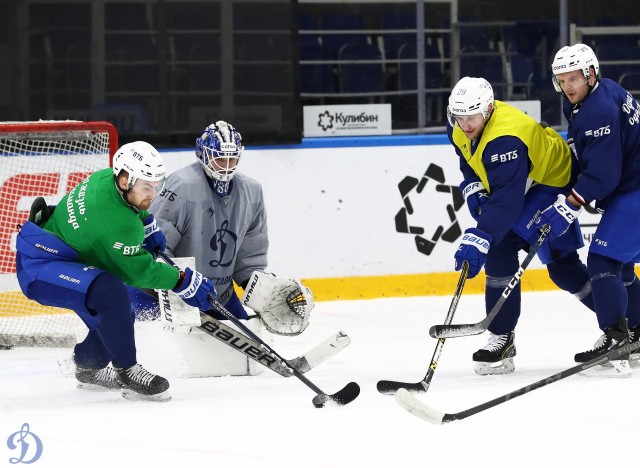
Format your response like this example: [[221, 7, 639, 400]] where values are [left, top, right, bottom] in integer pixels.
[[619, 72, 640, 93], [299, 13, 320, 47], [320, 13, 369, 59], [396, 42, 442, 90], [338, 43, 384, 95], [597, 42, 640, 83], [461, 53, 504, 80], [381, 12, 416, 60], [509, 54, 534, 98], [300, 43, 336, 94]]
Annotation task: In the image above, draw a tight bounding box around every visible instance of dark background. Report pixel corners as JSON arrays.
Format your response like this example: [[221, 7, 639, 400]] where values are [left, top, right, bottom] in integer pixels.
[[0, 0, 638, 146]]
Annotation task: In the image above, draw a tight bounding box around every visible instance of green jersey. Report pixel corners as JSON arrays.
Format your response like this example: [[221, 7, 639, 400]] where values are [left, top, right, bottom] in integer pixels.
[[43, 168, 179, 290]]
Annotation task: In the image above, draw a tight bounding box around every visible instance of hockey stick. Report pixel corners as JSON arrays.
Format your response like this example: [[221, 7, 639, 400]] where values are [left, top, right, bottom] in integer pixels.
[[429, 224, 550, 339], [141, 287, 351, 377], [395, 338, 640, 424], [198, 314, 351, 377], [158, 252, 360, 408], [376, 261, 469, 395]]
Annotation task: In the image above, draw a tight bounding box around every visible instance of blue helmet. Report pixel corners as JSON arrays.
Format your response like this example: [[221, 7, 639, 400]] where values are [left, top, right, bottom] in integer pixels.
[[195, 121, 244, 183]]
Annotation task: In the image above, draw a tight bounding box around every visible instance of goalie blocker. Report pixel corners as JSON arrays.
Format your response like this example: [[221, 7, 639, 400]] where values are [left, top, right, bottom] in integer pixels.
[[241, 271, 314, 336]]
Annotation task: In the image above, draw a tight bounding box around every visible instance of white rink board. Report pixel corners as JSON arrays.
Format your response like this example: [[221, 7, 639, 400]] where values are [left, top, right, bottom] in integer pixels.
[[161, 144, 600, 279]]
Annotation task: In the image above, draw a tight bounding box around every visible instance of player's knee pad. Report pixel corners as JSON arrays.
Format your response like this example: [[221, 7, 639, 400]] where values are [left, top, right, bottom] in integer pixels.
[[547, 251, 589, 293], [485, 230, 529, 277], [587, 253, 628, 329], [86, 272, 133, 321], [621, 261, 638, 285], [587, 252, 623, 281]]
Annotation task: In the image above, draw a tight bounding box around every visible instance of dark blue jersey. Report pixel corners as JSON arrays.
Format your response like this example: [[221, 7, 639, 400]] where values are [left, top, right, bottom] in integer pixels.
[[565, 78, 640, 209]]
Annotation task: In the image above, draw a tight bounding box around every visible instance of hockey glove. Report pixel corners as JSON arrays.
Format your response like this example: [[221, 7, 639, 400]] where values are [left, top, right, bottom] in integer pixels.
[[142, 214, 166, 254], [460, 178, 489, 221], [536, 194, 583, 240], [241, 271, 314, 336], [173, 268, 216, 312], [454, 228, 492, 279]]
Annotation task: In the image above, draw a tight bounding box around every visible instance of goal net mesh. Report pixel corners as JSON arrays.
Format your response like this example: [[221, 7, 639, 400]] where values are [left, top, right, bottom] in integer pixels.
[[0, 121, 117, 347]]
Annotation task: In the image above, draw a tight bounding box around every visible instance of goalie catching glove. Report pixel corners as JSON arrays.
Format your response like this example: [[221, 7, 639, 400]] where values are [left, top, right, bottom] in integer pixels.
[[241, 271, 314, 336]]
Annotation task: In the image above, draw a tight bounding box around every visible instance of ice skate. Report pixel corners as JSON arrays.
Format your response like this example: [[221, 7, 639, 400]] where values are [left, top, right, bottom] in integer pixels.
[[76, 365, 120, 391], [115, 363, 171, 402], [473, 332, 516, 375], [575, 319, 631, 378], [629, 325, 640, 368]]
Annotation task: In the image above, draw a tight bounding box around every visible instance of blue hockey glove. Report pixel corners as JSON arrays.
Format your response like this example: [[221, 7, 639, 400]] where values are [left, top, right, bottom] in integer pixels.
[[460, 179, 489, 221], [536, 194, 583, 240], [173, 268, 217, 312], [454, 228, 492, 279], [142, 214, 166, 254]]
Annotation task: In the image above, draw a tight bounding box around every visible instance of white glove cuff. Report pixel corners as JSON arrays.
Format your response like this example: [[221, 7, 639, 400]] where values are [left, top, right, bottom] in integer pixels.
[[462, 181, 486, 201], [460, 232, 490, 254], [554, 195, 583, 223], [144, 217, 160, 238]]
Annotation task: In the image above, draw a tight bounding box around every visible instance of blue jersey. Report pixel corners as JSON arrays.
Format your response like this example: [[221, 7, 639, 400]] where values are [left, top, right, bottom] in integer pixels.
[[565, 78, 640, 209]]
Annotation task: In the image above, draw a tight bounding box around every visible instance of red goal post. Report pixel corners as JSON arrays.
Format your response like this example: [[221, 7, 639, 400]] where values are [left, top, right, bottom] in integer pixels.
[[0, 120, 118, 347]]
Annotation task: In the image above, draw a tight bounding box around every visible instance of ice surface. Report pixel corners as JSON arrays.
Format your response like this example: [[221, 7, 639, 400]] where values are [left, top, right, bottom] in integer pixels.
[[1, 290, 637, 467]]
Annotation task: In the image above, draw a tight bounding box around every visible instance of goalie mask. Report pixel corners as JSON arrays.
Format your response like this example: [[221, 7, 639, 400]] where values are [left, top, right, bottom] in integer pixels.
[[195, 121, 244, 197]]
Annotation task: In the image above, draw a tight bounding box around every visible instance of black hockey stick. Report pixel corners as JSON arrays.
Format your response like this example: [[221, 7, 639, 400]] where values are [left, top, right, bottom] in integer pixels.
[[429, 224, 550, 339], [158, 252, 360, 408], [376, 261, 469, 395], [395, 339, 640, 424]]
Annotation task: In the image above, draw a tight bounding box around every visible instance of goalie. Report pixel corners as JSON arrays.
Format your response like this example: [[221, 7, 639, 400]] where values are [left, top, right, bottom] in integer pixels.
[[132, 120, 314, 336]]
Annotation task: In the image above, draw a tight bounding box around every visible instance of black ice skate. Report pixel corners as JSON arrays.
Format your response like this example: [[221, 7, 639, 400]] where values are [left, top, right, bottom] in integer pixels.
[[575, 318, 630, 378], [628, 325, 640, 368], [473, 332, 516, 375], [115, 363, 171, 402], [76, 365, 120, 391]]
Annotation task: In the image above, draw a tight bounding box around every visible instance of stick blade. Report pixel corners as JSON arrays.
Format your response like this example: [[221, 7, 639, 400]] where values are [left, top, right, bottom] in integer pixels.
[[289, 331, 351, 373], [429, 323, 485, 339], [395, 388, 445, 425], [312, 382, 360, 408], [376, 379, 428, 395]]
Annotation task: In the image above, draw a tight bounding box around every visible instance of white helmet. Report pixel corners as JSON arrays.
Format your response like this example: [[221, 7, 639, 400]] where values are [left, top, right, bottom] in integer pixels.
[[447, 77, 494, 125], [195, 121, 244, 183], [112, 141, 166, 191], [551, 43, 600, 92]]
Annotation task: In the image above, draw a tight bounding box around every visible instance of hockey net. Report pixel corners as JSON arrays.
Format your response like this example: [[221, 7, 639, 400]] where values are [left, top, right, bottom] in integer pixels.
[[0, 121, 118, 347]]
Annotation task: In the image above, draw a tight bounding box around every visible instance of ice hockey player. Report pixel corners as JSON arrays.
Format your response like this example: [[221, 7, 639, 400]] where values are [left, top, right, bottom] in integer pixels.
[[133, 120, 313, 337], [447, 76, 595, 375], [15, 141, 215, 401], [537, 43, 640, 376]]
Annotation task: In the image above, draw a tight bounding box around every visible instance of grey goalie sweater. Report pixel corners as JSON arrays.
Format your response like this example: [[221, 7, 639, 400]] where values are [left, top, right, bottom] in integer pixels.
[[150, 162, 268, 306]]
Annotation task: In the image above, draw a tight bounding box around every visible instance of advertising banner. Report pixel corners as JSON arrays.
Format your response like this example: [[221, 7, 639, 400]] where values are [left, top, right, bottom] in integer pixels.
[[303, 104, 392, 137]]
